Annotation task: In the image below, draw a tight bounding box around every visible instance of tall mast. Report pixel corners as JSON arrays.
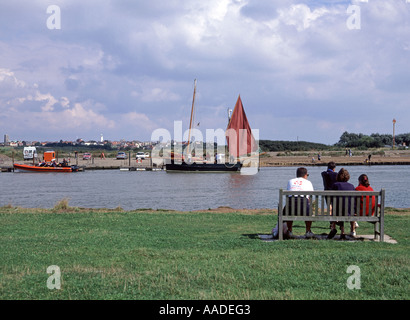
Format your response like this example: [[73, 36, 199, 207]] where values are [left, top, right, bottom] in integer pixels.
[[187, 79, 197, 159]]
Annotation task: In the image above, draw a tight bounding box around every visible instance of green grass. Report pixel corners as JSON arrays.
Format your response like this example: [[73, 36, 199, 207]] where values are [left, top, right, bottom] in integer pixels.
[[0, 207, 409, 300]]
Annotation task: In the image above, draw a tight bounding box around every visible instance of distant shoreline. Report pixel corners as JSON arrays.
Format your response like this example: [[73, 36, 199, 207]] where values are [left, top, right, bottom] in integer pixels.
[[259, 159, 410, 167], [1, 150, 409, 171], [259, 150, 410, 167]]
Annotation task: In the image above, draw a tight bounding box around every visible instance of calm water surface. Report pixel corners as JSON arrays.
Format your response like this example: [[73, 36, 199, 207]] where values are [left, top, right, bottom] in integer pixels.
[[0, 166, 408, 210]]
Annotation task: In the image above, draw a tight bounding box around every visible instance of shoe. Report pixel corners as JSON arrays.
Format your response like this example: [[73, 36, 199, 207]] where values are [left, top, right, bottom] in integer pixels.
[[305, 231, 315, 238], [340, 234, 346, 240], [327, 228, 337, 239], [349, 231, 356, 237]]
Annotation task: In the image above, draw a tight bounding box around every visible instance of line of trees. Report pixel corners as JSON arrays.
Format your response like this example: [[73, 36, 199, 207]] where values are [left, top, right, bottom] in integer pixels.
[[259, 140, 329, 152], [259, 132, 410, 152], [336, 132, 410, 149]]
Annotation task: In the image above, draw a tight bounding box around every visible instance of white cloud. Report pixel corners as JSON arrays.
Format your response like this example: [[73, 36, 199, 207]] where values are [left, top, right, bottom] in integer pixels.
[[131, 87, 180, 103], [0, 0, 409, 143], [277, 4, 329, 31], [121, 111, 156, 131], [0, 68, 26, 87], [0, 68, 116, 139], [60, 97, 70, 108], [59, 102, 115, 129], [34, 92, 58, 112]]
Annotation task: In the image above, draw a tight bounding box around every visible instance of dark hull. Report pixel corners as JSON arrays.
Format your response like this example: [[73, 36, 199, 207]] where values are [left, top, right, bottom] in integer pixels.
[[165, 162, 241, 172]]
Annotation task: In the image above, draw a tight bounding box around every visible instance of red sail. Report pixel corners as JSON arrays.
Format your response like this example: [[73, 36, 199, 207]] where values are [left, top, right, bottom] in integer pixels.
[[226, 95, 257, 158]]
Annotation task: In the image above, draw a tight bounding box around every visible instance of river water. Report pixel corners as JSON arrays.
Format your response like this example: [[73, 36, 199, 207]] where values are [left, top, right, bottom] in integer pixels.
[[0, 166, 408, 211]]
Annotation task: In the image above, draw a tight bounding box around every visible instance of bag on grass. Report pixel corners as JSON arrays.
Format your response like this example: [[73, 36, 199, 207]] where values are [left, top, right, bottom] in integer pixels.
[[272, 219, 288, 239]]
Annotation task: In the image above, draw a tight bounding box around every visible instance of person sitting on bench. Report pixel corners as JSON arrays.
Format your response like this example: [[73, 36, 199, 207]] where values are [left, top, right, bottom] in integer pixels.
[[328, 168, 355, 239], [285, 167, 315, 238]]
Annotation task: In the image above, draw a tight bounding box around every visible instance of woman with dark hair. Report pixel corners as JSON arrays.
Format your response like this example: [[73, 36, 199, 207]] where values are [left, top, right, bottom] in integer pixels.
[[355, 174, 376, 219], [328, 168, 355, 239]]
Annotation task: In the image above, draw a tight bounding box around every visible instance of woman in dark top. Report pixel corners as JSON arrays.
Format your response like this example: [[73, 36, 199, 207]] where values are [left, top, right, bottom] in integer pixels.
[[328, 168, 355, 239]]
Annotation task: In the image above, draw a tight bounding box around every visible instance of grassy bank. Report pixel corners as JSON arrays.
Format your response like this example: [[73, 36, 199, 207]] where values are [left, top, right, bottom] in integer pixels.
[[0, 206, 409, 300]]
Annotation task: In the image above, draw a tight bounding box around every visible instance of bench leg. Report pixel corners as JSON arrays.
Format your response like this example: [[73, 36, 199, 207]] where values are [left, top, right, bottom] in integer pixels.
[[278, 215, 283, 241], [374, 222, 379, 240]]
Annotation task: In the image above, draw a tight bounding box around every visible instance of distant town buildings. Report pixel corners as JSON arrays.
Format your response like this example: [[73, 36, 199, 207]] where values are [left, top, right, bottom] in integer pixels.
[[0, 134, 157, 150], [3, 134, 9, 146]]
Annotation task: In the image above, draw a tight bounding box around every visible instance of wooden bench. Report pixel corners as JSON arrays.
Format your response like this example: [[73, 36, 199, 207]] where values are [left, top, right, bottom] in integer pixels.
[[278, 189, 386, 241]]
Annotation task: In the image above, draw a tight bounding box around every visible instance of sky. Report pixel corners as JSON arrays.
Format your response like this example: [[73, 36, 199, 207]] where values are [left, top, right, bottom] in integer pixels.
[[0, 0, 409, 145]]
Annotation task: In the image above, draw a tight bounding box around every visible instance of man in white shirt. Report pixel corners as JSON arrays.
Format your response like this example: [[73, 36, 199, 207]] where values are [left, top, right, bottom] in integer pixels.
[[285, 167, 314, 238]]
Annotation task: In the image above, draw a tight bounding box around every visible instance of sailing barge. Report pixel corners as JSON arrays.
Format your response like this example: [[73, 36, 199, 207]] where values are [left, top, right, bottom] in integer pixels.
[[165, 80, 258, 173]]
